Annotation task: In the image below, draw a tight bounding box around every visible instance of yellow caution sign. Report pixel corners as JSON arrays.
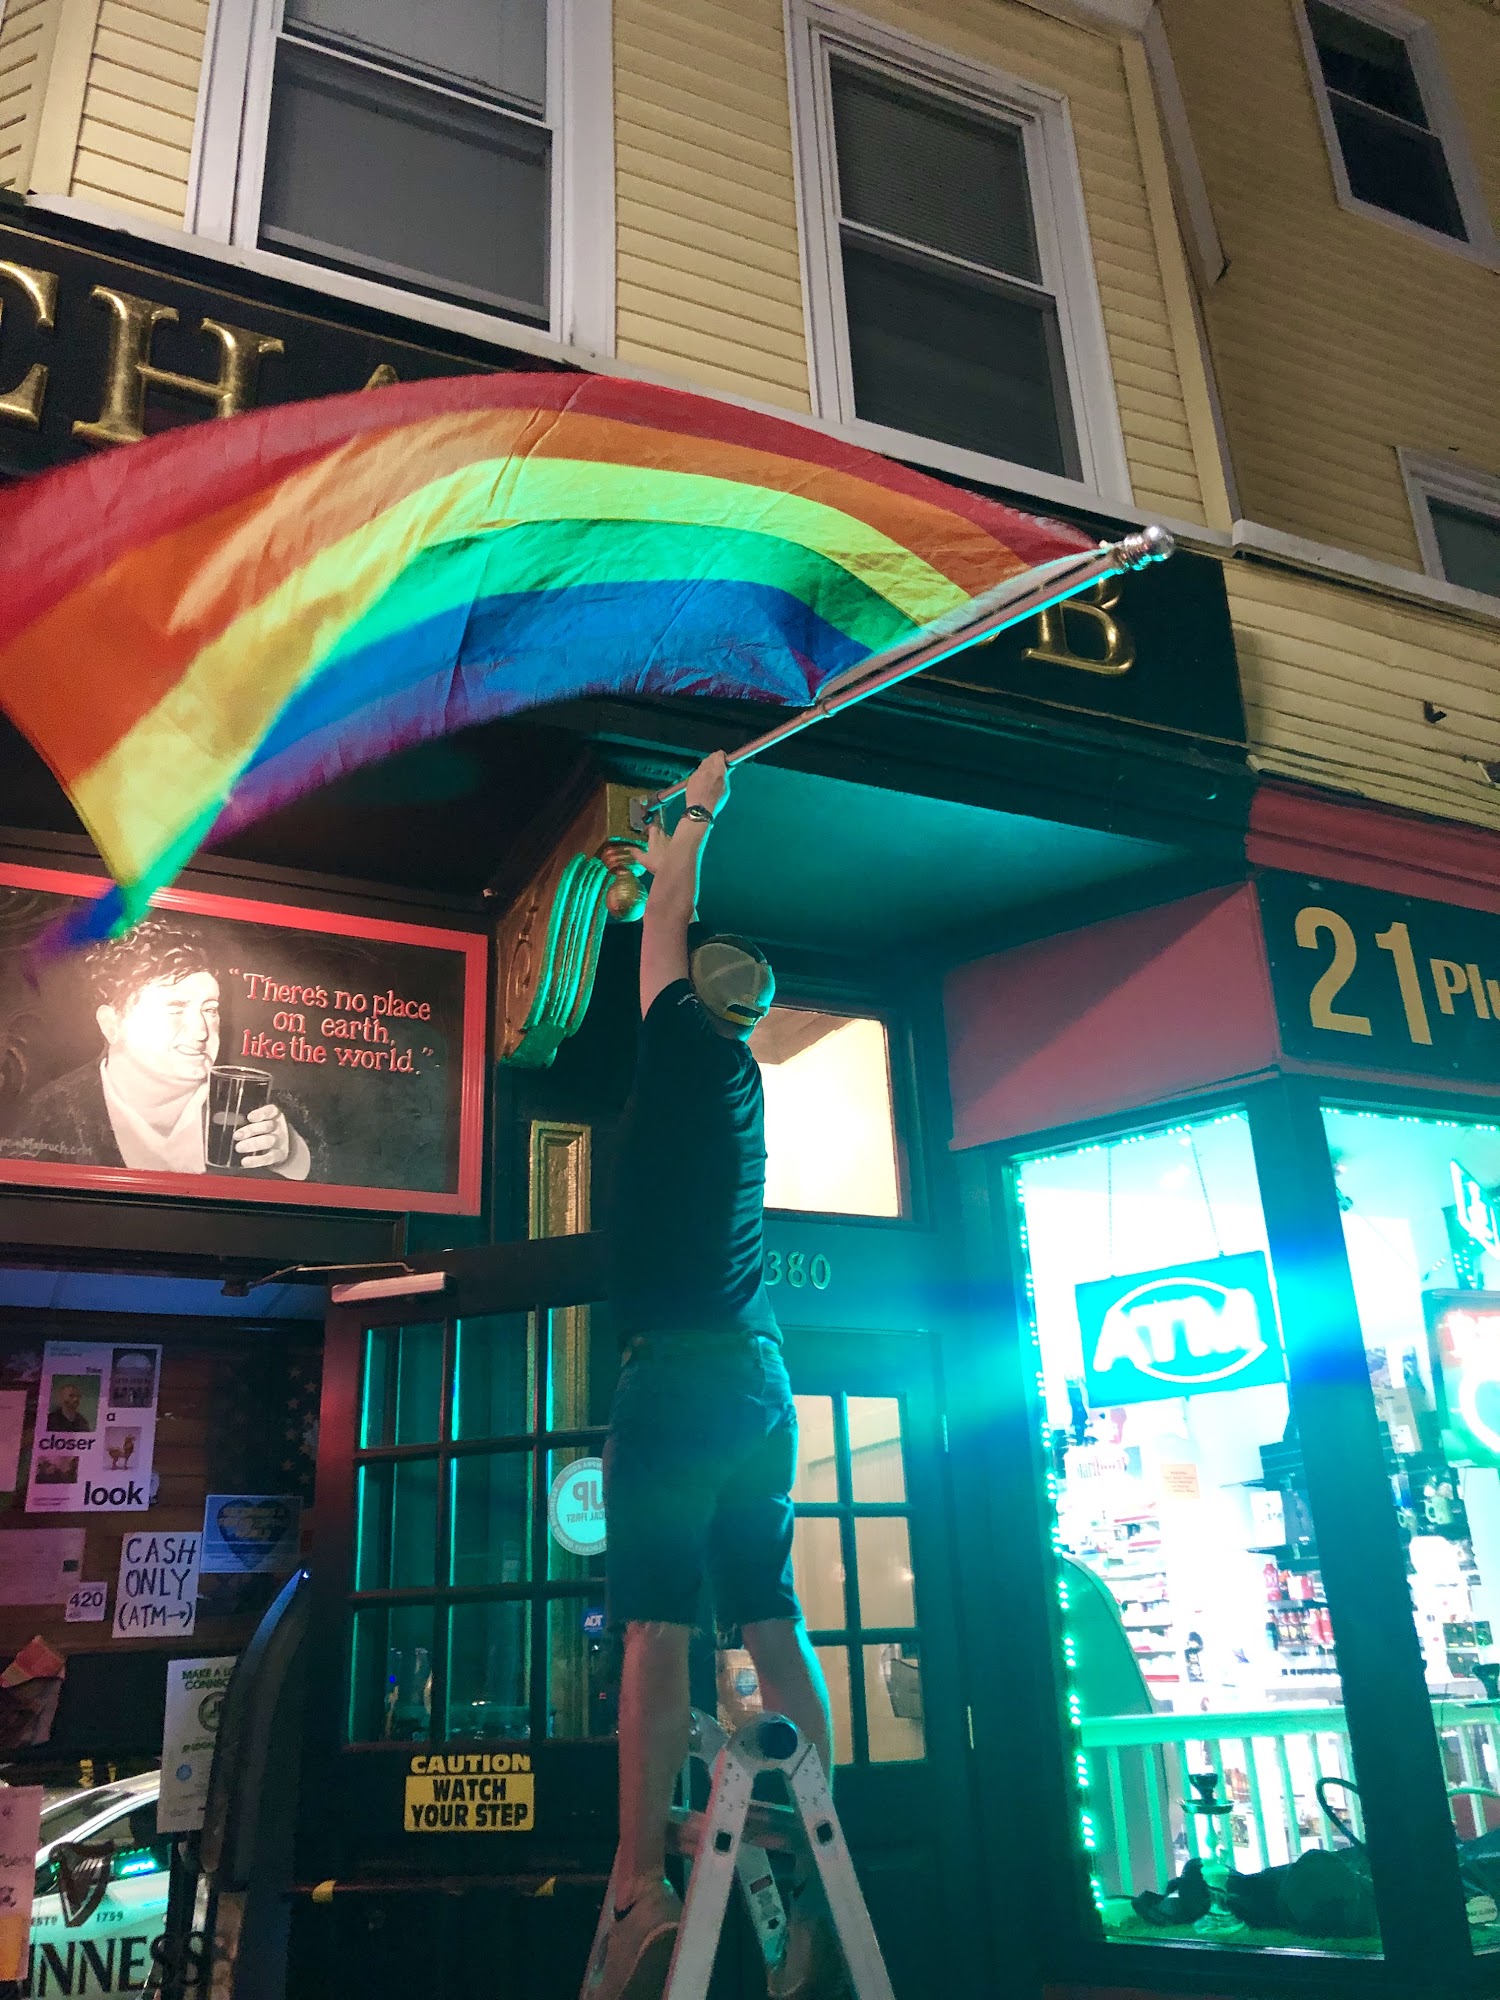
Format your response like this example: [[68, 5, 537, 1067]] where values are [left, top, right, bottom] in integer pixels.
[[403, 1751, 535, 1833]]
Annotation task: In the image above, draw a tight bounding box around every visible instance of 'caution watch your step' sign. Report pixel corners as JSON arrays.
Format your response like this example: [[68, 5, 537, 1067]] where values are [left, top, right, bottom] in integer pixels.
[[403, 1752, 534, 1833]]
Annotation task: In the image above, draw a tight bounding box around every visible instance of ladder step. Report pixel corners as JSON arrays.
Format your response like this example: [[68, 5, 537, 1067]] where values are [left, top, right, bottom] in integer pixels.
[[657, 1712, 896, 2000], [668, 1798, 800, 1854]]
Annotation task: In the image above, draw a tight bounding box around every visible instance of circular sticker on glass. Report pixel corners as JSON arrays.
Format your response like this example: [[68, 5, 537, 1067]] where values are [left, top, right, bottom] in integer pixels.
[[548, 1456, 606, 1557]]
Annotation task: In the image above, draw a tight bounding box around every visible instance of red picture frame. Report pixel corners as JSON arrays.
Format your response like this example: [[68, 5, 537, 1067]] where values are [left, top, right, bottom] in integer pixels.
[[0, 860, 487, 1214]]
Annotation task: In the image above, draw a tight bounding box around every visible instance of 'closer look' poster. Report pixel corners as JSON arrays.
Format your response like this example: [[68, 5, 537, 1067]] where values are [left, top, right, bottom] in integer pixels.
[[26, 1340, 161, 1514], [0, 863, 485, 1212]]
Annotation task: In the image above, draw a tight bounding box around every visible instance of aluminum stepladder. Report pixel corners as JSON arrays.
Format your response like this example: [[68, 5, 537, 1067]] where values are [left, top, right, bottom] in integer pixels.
[[668, 1709, 896, 2000]]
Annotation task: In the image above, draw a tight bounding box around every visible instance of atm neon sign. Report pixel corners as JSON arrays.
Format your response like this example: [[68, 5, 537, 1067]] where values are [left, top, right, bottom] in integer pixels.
[[1077, 1252, 1284, 1405]]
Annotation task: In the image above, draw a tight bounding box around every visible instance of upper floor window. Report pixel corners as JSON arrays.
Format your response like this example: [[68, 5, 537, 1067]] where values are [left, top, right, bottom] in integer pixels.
[[1399, 451, 1500, 600], [191, 0, 613, 348], [787, 2, 1130, 506], [263, 1, 549, 322], [1296, 0, 1496, 260]]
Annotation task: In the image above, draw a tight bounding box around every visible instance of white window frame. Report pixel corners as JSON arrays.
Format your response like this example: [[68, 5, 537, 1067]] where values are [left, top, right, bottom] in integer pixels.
[[1292, 0, 1498, 268], [187, 0, 615, 355], [785, 0, 1133, 512], [1398, 449, 1500, 600]]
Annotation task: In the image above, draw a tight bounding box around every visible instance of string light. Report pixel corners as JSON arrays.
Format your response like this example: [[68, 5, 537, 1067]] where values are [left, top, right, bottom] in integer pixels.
[[1015, 1108, 1256, 1930]]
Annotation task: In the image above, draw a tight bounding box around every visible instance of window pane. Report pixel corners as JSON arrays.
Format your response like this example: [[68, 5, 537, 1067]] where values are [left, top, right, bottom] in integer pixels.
[[1017, 1113, 1381, 1952], [1430, 502, 1500, 596], [793, 1395, 838, 1502], [756, 1009, 900, 1216], [549, 1598, 616, 1741], [447, 1600, 530, 1739], [840, 240, 1077, 479], [815, 1644, 854, 1768], [262, 40, 550, 322], [362, 1322, 443, 1445], [793, 1515, 846, 1631], [848, 1396, 906, 1503], [286, 0, 546, 114], [349, 1603, 434, 1741], [451, 1452, 529, 1586], [865, 1642, 924, 1761], [829, 61, 1040, 282], [453, 1313, 530, 1440], [1323, 1105, 1500, 1951], [1327, 98, 1464, 237], [355, 1458, 437, 1590], [1308, 2, 1428, 124], [854, 1516, 916, 1628]]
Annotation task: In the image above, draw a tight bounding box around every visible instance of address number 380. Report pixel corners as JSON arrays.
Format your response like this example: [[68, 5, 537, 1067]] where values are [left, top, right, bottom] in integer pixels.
[[765, 1250, 832, 1291]]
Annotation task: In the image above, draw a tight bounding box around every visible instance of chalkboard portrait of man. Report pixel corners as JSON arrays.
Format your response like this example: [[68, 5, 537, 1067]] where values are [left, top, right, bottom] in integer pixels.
[[9, 918, 317, 1179]]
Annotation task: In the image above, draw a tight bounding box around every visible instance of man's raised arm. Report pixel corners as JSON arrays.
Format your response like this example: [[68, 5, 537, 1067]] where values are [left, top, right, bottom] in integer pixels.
[[638, 750, 730, 1018]]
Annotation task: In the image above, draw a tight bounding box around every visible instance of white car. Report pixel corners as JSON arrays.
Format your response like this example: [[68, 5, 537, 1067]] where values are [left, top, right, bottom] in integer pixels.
[[26, 1770, 169, 1998]]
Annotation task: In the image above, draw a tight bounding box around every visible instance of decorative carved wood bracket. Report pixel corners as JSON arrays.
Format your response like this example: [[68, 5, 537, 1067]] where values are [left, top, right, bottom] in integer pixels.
[[495, 784, 649, 1068]]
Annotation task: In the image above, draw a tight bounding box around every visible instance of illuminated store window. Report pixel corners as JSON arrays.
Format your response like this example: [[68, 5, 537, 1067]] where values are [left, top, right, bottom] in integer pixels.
[[719, 1392, 922, 1765], [755, 1008, 901, 1216], [1016, 1113, 1381, 1955], [1324, 1105, 1500, 1954]]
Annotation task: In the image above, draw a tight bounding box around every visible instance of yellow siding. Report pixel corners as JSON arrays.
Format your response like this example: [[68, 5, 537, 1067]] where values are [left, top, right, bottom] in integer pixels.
[[1162, 0, 1500, 569], [0, 0, 60, 190], [614, 0, 1210, 521], [68, 0, 208, 221], [1230, 560, 1500, 830], [613, 0, 811, 411]]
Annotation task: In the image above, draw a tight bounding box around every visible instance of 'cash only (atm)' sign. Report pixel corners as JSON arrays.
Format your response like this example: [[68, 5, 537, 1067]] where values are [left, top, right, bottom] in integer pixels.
[[1077, 1252, 1284, 1406], [404, 1752, 534, 1833]]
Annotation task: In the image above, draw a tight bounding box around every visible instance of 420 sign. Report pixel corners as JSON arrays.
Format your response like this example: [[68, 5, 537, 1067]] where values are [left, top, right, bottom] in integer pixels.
[[1259, 873, 1500, 1086]]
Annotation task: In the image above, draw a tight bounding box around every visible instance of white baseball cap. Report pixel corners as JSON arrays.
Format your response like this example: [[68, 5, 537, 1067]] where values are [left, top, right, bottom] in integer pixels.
[[689, 935, 775, 1037]]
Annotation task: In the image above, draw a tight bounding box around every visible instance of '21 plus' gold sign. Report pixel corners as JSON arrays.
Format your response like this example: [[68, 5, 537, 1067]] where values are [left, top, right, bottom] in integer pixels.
[[1260, 874, 1500, 1083]]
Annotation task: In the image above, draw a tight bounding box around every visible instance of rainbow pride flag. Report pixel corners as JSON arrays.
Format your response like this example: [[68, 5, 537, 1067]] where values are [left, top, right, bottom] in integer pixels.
[[0, 371, 1091, 940]]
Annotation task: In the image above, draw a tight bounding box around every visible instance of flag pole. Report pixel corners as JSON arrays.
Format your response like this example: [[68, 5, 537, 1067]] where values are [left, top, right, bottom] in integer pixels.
[[640, 524, 1173, 822]]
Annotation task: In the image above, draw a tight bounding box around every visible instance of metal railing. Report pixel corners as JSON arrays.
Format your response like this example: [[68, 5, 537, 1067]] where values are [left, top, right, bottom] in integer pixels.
[[1080, 1700, 1500, 1899]]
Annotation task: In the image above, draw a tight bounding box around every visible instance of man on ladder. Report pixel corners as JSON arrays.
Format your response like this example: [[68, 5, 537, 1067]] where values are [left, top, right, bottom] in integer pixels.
[[582, 750, 842, 2000]]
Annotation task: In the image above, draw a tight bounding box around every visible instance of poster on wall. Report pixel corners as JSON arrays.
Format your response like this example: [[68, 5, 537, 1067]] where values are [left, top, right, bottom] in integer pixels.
[[158, 1656, 236, 1834], [0, 861, 485, 1212], [0, 1786, 43, 1980], [201, 1495, 301, 1575], [25, 1340, 160, 1514]]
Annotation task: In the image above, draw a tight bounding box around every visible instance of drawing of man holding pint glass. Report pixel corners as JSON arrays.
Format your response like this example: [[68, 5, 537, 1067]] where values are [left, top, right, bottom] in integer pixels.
[[12, 917, 314, 1178]]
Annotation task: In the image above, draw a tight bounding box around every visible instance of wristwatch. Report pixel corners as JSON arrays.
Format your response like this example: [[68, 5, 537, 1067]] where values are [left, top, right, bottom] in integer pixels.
[[683, 804, 715, 822]]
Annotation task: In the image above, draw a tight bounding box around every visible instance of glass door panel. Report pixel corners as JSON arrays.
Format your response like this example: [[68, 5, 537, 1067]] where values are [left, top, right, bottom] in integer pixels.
[[754, 1388, 923, 1768]]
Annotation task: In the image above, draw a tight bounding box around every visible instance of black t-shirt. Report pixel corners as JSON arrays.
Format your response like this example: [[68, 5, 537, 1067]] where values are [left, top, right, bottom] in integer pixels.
[[610, 980, 778, 1343]]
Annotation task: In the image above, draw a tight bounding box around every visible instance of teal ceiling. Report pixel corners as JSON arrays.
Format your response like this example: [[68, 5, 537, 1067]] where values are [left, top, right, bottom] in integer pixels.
[[696, 763, 1185, 954]]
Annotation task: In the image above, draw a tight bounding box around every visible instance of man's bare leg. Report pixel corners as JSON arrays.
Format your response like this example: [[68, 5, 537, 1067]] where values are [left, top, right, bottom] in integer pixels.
[[615, 1620, 693, 1905], [741, 1618, 833, 1778]]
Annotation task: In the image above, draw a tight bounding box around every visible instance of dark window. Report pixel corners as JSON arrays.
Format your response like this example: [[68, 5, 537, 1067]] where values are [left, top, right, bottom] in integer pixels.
[[1428, 500, 1500, 596], [828, 60, 1079, 479], [260, 0, 550, 324], [1306, 2, 1467, 239], [347, 1311, 611, 1746]]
